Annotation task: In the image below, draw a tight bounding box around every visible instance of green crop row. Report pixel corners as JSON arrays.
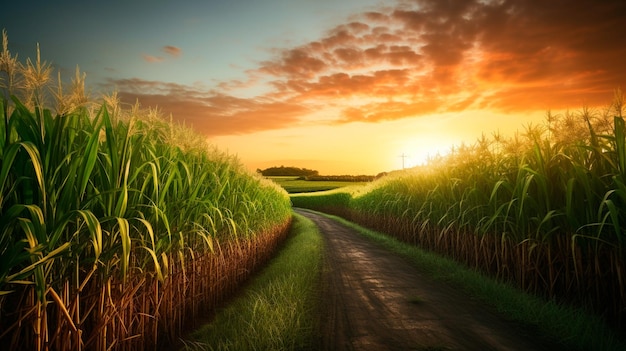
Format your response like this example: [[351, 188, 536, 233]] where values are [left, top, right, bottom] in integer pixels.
[[293, 93, 626, 333], [0, 30, 292, 351]]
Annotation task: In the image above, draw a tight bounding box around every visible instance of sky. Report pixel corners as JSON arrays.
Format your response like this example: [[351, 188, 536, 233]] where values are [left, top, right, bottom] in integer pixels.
[[2, 0, 626, 175]]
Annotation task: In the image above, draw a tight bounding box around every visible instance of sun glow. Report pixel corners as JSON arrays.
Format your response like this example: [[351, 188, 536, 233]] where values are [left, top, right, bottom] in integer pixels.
[[395, 137, 452, 168], [389, 109, 546, 170]]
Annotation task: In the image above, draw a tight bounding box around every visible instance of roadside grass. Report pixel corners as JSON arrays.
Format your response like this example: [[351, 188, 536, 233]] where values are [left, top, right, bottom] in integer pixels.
[[301, 209, 626, 351], [407, 296, 425, 305], [180, 212, 323, 351]]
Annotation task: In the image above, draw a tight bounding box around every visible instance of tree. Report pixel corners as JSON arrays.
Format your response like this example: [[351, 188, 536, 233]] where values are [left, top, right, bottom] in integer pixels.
[[259, 166, 319, 177]]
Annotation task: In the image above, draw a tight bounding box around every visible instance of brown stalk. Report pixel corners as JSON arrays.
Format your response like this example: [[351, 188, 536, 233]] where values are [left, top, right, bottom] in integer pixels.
[[47, 287, 77, 333]]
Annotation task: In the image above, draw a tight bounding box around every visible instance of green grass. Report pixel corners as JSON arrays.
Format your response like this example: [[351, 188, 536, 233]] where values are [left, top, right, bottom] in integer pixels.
[[267, 176, 368, 193], [307, 210, 626, 351], [180, 212, 323, 351]]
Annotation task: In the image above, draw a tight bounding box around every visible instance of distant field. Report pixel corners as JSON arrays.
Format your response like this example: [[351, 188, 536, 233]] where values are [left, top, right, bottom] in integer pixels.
[[267, 176, 368, 193]]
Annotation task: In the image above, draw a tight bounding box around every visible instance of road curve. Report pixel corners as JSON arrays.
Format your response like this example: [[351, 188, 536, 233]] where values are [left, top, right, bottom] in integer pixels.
[[296, 208, 561, 351]]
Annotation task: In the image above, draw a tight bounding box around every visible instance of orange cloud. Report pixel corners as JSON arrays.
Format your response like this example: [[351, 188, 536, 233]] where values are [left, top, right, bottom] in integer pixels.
[[107, 78, 309, 136], [257, 0, 625, 121], [340, 99, 440, 123], [142, 54, 164, 63], [118, 0, 626, 136], [259, 48, 328, 79], [143, 45, 181, 63], [162, 45, 181, 57]]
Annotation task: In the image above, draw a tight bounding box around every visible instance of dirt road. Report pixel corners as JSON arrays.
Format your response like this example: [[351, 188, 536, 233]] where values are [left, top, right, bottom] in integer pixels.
[[296, 209, 562, 351]]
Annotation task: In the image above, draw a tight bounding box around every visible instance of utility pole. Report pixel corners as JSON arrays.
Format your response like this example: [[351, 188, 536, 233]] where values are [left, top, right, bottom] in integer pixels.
[[399, 153, 408, 169]]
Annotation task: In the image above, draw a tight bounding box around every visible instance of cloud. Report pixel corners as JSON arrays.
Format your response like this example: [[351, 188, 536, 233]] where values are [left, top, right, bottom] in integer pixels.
[[252, 0, 626, 121], [259, 48, 328, 79], [107, 78, 309, 136], [162, 45, 181, 57], [142, 54, 164, 63], [143, 45, 182, 63], [119, 0, 626, 135]]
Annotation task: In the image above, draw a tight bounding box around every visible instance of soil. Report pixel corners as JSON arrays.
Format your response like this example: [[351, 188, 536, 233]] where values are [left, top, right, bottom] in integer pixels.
[[296, 209, 565, 351]]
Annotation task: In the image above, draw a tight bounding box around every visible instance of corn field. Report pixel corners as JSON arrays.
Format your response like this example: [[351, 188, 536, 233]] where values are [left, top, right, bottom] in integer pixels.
[[293, 93, 626, 332], [0, 31, 293, 350]]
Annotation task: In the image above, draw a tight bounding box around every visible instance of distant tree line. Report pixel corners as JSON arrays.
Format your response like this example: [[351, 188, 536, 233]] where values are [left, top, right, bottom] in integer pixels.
[[257, 166, 319, 177], [258, 166, 387, 182], [302, 175, 376, 182]]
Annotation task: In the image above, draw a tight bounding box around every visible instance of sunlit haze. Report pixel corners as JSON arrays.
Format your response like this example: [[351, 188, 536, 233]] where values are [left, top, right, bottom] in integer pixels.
[[2, 0, 625, 174]]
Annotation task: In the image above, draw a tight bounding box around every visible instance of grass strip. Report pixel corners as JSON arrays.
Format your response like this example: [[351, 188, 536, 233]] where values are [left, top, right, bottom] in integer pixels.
[[306, 209, 626, 351], [180, 212, 323, 351]]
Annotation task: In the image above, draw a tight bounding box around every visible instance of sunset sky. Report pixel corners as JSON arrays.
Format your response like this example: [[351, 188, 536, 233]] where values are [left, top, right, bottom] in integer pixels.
[[2, 0, 625, 174]]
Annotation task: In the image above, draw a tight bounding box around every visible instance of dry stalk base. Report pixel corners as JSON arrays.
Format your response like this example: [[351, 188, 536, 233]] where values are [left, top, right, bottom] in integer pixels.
[[0, 219, 292, 351], [319, 207, 625, 333]]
